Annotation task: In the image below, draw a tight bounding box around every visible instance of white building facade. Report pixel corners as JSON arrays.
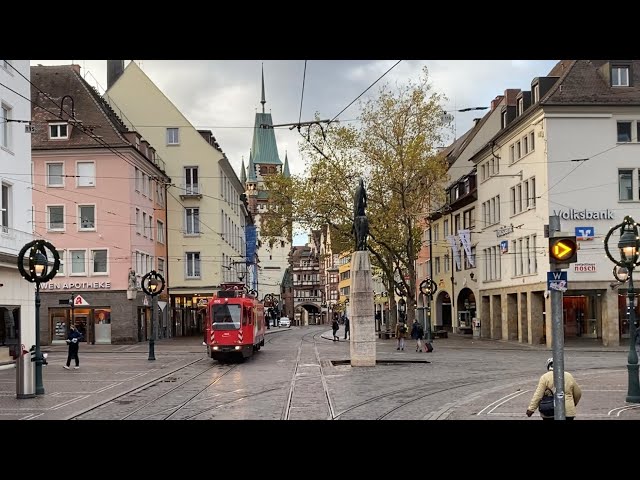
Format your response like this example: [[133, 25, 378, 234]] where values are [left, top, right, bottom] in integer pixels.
[[0, 60, 35, 361], [472, 59, 640, 347]]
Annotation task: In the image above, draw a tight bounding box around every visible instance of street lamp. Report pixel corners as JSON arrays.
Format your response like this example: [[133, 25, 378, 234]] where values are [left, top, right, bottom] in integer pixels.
[[68, 292, 76, 337], [604, 216, 640, 403], [141, 270, 165, 361], [17, 240, 60, 395]]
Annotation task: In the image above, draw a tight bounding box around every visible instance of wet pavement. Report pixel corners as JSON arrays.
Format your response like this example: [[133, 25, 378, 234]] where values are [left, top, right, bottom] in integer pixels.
[[0, 325, 638, 420]]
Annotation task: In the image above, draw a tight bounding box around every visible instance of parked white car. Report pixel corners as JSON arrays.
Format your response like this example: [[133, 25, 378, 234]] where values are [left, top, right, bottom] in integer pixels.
[[279, 316, 291, 328]]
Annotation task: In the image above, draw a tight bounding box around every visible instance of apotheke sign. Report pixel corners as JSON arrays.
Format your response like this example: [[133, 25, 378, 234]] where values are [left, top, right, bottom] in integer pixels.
[[552, 209, 614, 220], [41, 281, 112, 290]]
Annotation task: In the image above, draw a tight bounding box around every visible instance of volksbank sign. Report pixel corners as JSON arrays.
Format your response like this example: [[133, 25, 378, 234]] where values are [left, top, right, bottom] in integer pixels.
[[552, 209, 614, 220]]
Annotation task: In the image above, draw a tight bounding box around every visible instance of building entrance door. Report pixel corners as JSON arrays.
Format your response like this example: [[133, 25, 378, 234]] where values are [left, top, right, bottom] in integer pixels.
[[563, 295, 598, 339]]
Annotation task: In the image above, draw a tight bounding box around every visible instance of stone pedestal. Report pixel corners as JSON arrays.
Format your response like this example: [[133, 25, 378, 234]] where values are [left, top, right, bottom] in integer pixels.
[[350, 251, 376, 366]]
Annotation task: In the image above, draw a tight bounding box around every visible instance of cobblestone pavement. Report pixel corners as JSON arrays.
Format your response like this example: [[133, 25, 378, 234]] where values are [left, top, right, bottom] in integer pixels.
[[1, 325, 639, 420]]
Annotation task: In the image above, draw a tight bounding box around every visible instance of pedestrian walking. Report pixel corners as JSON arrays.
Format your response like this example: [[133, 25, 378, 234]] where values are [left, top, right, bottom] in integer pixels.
[[63, 324, 83, 370], [410, 319, 424, 352], [344, 317, 350, 340], [332, 318, 340, 342], [526, 357, 582, 420], [395, 321, 408, 350]]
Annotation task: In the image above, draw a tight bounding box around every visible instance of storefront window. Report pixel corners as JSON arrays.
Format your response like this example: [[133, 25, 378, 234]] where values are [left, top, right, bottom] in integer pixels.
[[94, 308, 112, 345]]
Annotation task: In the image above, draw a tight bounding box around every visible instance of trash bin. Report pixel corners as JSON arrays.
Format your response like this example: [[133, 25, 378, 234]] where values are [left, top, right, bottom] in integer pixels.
[[16, 345, 35, 399], [472, 318, 481, 338]]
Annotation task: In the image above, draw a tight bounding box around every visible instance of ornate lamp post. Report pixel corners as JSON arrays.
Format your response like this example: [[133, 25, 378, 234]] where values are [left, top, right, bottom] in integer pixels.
[[141, 270, 165, 361], [17, 240, 60, 395], [604, 216, 640, 403]]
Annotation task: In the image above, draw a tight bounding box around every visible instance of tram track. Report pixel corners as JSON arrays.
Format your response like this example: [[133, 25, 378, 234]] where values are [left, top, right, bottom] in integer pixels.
[[69, 358, 238, 420], [130, 363, 240, 420], [333, 364, 617, 420], [282, 329, 334, 420]]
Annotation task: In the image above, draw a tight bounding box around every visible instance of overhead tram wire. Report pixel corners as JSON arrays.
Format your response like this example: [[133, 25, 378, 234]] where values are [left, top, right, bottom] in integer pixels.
[[329, 60, 402, 124], [298, 60, 307, 125]]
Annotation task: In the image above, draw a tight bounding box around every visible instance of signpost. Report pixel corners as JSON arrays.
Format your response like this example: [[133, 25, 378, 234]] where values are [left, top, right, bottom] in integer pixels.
[[547, 216, 579, 420]]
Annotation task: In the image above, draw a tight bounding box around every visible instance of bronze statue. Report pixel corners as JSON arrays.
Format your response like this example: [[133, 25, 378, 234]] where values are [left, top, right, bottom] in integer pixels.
[[352, 177, 369, 251]]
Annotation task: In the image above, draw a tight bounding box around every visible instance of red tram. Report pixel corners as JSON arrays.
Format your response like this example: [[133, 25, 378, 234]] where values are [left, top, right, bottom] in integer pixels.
[[205, 283, 265, 361]]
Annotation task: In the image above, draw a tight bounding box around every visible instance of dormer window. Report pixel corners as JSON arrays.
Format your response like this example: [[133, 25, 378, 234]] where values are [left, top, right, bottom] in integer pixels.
[[49, 122, 69, 140], [533, 84, 540, 103], [501, 110, 507, 128], [612, 66, 630, 87], [517, 98, 524, 115]]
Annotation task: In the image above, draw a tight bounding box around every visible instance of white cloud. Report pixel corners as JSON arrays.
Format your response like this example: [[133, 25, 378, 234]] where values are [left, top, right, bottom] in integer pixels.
[[31, 59, 559, 241]]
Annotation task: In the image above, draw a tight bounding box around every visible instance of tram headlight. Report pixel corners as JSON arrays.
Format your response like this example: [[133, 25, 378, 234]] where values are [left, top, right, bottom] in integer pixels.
[[234, 346, 241, 350], [212, 346, 219, 350]]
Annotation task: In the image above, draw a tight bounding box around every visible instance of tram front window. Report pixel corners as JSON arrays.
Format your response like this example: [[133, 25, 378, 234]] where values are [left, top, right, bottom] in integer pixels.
[[212, 304, 241, 330]]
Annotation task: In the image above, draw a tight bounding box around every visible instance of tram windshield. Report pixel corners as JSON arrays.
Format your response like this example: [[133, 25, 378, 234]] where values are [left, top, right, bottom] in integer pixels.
[[212, 304, 241, 330]]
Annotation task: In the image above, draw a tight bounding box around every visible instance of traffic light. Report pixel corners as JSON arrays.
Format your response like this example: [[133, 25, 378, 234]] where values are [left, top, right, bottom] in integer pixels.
[[549, 236, 578, 265]]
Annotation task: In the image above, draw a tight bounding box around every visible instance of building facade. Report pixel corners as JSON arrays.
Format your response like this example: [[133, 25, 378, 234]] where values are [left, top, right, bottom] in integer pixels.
[[319, 225, 339, 324], [0, 60, 35, 360], [471, 59, 640, 347], [30, 64, 170, 345], [426, 94, 506, 334], [290, 234, 321, 326], [243, 68, 292, 304], [105, 61, 246, 338]]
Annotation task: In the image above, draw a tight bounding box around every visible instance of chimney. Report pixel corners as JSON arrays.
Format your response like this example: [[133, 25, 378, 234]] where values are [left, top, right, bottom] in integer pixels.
[[107, 60, 125, 89], [504, 89, 521, 106], [490, 95, 504, 111]]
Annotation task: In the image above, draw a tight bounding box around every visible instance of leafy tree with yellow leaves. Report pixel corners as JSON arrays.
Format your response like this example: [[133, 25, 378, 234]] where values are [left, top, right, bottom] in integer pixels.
[[263, 66, 450, 326]]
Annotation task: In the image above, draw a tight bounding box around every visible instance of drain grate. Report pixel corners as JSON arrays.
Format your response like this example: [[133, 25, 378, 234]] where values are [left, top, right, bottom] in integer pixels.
[[331, 359, 430, 366], [160, 377, 178, 383]]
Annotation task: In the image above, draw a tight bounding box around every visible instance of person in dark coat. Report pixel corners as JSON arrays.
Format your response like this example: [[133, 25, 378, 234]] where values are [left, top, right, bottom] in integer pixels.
[[410, 319, 424, 352], [344, 317, 350, 340], [64, 324, 83, 370], [332, 318, 340, 342]]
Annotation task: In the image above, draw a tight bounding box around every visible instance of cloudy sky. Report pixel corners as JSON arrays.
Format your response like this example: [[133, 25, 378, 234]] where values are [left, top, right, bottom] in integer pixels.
[[31, 59, 558, 244]]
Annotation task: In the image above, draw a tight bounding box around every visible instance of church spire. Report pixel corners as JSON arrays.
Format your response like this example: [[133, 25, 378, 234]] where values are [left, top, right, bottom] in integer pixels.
[[261, 63, 266, 114], [283, 151, 290, 178]]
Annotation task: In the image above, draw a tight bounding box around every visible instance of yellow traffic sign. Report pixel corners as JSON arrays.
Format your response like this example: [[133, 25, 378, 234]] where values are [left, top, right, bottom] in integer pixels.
[[549, 236, 578, 264]]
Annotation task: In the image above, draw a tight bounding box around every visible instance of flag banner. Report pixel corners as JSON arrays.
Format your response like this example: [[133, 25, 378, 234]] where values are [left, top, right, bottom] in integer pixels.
[[458, 229, 474, 267], [447, 235, 461, 270]]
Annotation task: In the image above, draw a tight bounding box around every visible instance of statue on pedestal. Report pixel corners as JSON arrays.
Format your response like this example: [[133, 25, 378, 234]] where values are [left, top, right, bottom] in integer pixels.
[[352, 177, 369, 251]]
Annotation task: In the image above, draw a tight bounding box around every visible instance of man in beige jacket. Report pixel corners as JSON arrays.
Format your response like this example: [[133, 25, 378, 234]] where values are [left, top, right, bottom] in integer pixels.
[[526, 357, 582, 420]]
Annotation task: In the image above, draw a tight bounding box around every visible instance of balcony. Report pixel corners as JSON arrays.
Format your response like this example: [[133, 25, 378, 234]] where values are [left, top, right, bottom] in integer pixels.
[[293, 280, 319, 286], [0, 227, 34, 257], [179, 183, 202, 199], [293, 265, 319, 271]]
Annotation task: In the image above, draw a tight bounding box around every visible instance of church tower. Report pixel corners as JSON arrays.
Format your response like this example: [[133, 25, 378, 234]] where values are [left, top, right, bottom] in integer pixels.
[[244, 64, 292, 304]]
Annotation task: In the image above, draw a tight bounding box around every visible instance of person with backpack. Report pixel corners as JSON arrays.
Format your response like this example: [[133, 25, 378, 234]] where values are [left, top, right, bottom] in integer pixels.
[[526, 357, 582, 420], [411, 319, 424, 352], [395, 320, 408, 351]]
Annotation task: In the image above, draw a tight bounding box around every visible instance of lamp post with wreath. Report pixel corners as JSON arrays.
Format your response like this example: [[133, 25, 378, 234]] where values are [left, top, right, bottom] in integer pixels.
[[17, 240, 60, 395], [604, 216, 640, 403], [141, 270, 165, 361]]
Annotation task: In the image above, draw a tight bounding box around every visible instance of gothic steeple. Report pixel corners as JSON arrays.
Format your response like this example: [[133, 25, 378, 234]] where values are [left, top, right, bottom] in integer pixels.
[[283, 151, 290, 177], [240, 157, 247, 186], [260, 63, 266, 114]]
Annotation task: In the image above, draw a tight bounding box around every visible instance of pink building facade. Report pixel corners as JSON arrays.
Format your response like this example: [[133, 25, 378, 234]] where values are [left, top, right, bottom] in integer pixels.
[[31, 65, 170, 344]]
